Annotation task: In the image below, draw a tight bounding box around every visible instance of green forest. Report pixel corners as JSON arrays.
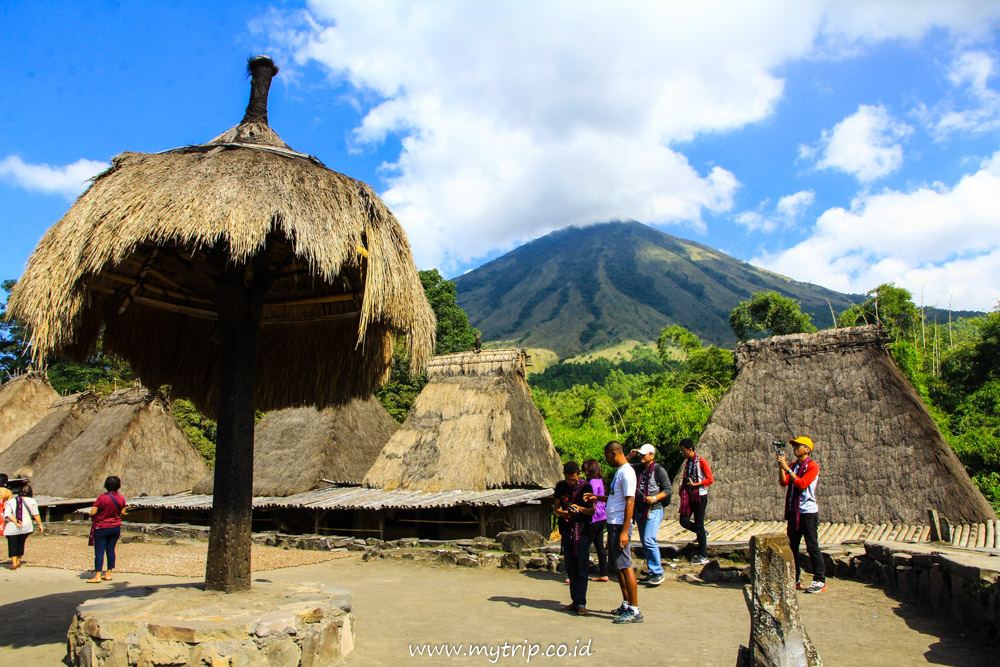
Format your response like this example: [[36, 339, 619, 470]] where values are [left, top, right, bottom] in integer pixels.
[[2, 277, 998, 511]]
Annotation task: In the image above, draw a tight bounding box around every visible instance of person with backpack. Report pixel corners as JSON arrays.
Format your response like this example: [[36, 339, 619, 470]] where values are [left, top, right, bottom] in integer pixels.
[[4, 483, 43, 570], [88, 475, 126, 583], [626, 444, 671, 586], [778, 436, 826, 594], [679, 438, 713, 565]]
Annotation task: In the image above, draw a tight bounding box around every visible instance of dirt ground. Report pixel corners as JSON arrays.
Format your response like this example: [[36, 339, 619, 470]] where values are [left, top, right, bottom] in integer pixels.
[[0, 533, 995, 666]]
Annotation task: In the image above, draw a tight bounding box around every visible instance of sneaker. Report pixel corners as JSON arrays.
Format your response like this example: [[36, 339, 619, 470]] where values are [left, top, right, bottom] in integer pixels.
[[646, 574, 665, 586], [804, 581, 827, 594], [611, 602, 629, 616], [613, 608, 644, 624], [691, 556, 709, 565], [795, 581, 803, 590]]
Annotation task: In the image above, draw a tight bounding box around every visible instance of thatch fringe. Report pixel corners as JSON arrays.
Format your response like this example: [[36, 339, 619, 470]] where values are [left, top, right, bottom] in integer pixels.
[[686, 326, 997, 524], [0, 371, 60, 454], [30, 386, 208, 498], [0, 391, 99, 479], [192, 395, 397, 496], [364, 349, 562, 492]]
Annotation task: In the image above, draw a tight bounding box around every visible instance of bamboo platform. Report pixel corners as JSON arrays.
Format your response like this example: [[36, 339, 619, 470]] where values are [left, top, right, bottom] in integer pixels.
[[656, 519, 1000, 549]]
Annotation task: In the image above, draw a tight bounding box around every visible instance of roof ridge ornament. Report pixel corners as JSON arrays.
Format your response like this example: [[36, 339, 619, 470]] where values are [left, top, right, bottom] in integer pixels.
[[242, 55, 279, 126]]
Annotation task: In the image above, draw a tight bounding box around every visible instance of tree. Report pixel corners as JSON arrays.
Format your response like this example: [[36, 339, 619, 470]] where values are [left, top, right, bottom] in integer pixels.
[[729, 291, 816, 342], [1, 280, 30, 378], [657, 324, 735, 396], [836, 283, 920, 343]]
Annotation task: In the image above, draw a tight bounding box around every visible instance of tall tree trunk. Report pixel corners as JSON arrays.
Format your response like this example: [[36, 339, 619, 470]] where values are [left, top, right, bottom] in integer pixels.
[[205, 268, 264, 592]]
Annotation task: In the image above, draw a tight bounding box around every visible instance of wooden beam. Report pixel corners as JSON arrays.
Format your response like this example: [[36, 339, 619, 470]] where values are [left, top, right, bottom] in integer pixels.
[[105, 271, 213, 304], [263, 293, 360, 308]]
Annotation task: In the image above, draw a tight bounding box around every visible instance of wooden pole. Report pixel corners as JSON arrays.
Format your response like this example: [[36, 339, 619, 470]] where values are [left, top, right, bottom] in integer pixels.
[[205, 265, 266, 593]]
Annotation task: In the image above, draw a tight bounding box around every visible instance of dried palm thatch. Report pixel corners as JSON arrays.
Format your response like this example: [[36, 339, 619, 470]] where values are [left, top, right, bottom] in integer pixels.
[[0, 390, 99, 479], [193, 395, 397, 496], [364, 349, 563, 492], [688, 326, 997, 524], [31, 385, 208, 498], [0, 370, 60, 454], [6, 58, 434, 418]]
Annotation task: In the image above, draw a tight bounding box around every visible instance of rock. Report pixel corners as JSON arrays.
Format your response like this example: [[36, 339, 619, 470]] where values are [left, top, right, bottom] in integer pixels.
[[736, 533, 821, 666], [699, 560, 721, 583], [455, 555, 480, 567], [524, 556, 548, 570], [496, 530, 546, 554], [254, 612, 298, 637], [500, 553, 522, 569]]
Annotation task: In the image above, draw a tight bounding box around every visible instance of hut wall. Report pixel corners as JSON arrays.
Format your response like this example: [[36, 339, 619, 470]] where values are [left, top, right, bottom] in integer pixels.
[[0, 374, 60, 453], [689, 327, 997, 524]]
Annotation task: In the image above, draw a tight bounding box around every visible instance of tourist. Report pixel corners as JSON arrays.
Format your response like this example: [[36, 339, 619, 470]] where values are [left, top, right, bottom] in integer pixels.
[[557, 463, 596, 615], [4, 483, 43, 570], [679, 438, 713, 565], [88, 475, 126, 583], [553, 461, 579, 583], [625, 443, 670, 585], [584, 441, 642, 623], [582, 459, 609, 582], [777, 436, 826, 593], [0, 474, 12, 543]]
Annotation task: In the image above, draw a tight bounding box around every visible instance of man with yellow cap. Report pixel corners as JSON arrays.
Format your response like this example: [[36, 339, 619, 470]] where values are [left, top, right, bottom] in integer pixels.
[[777, 436, 826, 593]]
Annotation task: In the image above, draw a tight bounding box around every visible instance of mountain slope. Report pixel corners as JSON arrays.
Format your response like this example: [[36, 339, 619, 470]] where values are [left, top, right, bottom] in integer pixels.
[[452, 221, 857, 357]]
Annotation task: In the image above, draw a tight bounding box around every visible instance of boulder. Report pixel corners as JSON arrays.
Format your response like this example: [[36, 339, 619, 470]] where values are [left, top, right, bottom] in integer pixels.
[[496, 530, 546, 554]]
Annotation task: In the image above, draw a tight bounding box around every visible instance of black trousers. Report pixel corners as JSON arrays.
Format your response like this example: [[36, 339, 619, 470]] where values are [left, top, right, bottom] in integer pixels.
[[586, 520, 608, 577], [6, 534, 28, 558], [562, 530, 592, 608], [679, 496, 708, 557], [788, 512, 825, 583]]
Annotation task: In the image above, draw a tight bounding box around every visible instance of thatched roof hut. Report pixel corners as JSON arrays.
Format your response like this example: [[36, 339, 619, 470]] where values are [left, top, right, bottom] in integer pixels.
[[193, 396, 397, 496], [0, 391, 99, 479], [7, 58, 434, 417], [689, 326, 997, 524], [0, 371, 60, 454], [31, 385, 208, 498], [364, 349, 563, 492]]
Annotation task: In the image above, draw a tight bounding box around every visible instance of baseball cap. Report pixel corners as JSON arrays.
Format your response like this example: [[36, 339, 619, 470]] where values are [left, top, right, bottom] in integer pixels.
[[638, 444, 657, 456], [788, 436, 814, 451]]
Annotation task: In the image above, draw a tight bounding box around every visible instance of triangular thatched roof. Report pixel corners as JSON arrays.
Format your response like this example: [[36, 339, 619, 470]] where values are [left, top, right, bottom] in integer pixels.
[[31, 385, 208, 498], [192, 395, 397, 496], [688, 325, 997, 524], [0, 391, 99, 479], [363, 348, 563, 492], [0, 371, 60, 454]]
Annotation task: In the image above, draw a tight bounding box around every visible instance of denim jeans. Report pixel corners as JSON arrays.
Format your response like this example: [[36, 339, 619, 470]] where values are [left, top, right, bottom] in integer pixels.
[[636, 507, 664, 576], [94, 526, 121, 572]]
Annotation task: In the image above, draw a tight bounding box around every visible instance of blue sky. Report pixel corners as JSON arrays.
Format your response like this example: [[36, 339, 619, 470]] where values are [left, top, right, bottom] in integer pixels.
[[3, 1, 999, 312]]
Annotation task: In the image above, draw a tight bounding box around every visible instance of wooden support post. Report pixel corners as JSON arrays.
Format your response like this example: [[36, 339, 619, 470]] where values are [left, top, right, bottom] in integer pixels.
[[927, 508, 941, 542]]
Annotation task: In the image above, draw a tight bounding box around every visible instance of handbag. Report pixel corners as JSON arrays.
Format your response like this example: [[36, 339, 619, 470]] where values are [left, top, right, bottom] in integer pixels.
[[89, 493, 123, 546]]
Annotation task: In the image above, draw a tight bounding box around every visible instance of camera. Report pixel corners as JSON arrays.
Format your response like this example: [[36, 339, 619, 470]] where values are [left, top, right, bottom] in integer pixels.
[[772, 440, 784, 454]]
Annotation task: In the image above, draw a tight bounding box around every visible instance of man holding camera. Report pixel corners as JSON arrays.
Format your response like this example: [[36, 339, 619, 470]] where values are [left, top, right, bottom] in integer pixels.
[[777, 436, 826, 593]]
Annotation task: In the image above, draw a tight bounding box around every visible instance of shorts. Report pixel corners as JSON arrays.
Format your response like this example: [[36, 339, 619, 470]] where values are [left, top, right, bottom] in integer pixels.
[[607, 523, 632, 571]]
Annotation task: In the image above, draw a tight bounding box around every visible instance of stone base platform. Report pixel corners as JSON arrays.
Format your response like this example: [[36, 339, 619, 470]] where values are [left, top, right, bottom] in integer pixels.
[[67, 581, 353, 666]]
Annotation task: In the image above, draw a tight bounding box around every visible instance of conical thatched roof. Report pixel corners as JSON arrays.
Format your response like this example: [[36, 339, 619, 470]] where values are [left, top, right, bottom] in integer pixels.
[[0, 371, 60, 454], [7, 57, 434, 417], [0, 391, 99, 479], [192, 395, 397, 496], [687, 325, 997, 524], [31, 385, 208, 498], [363, 349, 563, 492]]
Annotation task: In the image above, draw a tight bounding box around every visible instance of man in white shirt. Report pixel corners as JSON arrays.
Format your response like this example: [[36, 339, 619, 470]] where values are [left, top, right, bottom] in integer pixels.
[[585, 441, 642, 623]]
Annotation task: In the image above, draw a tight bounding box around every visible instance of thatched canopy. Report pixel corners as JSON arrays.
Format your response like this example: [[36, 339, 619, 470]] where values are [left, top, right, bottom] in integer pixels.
[[0, 391, 99, 479], [193, 395, 397, 496], [0, 371, 60, 454], [7, 57, 434, 417], [363, 348, 563, 492], [31, 385, 208, 498], [687, 325, 997, 524]]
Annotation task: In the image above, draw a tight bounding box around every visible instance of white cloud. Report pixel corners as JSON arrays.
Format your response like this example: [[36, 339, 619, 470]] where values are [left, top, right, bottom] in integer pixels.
[[0, 155, 107, 199], [809, 105, 913, 182], [736, 190, 814, 233], [260, 1, 1000, 273], [931, 51, 1000, 137], [752, 153, 1000, 311]]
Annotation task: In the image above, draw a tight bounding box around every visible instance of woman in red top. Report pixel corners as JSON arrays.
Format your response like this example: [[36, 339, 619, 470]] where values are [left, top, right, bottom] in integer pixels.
[[88, 475, 126, 583]]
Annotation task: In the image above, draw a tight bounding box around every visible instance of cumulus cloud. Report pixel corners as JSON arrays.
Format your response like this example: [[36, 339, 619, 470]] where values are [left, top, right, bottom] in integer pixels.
[[807, 105, 913, 182], [752, 153, 1000, 311], [926, 51, 1000, 137], [259, 1, 1000, 273], [0, 155, 107, 199], [736, 190, 815, 233]]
